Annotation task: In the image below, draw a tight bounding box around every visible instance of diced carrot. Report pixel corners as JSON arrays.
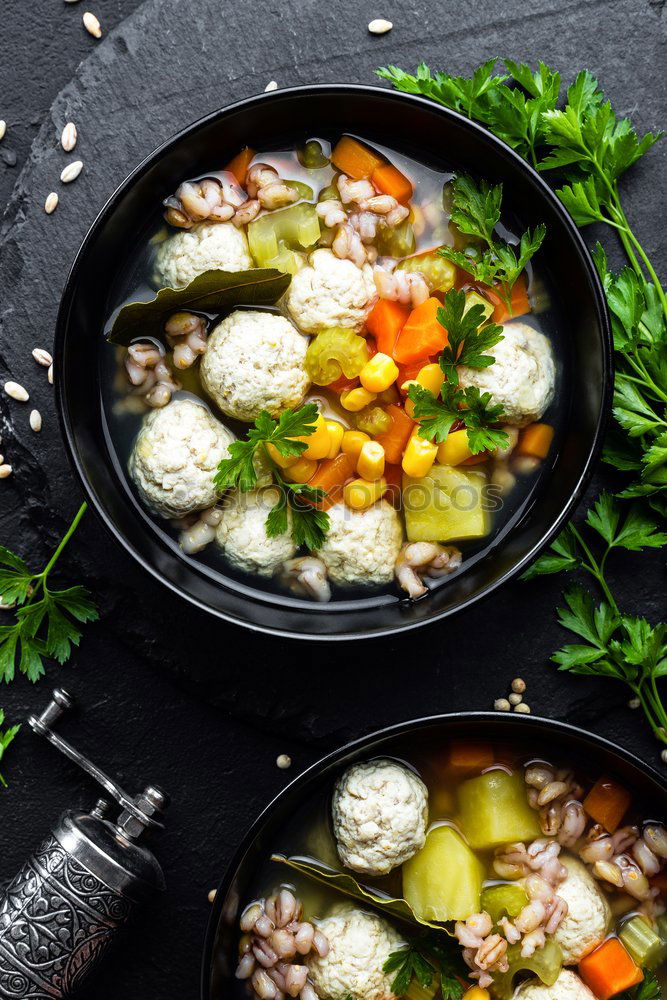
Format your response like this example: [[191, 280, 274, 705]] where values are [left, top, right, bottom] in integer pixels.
[[366, 299, 411, 357], [331, 136, 385, 180], [460, 452, 491, 466], [307, 453, 357, 510], [517, 423, 555, 460], [374, 405, 415, 465], [372, 163, 413, 204], [583, 776, 631, 833], [396, 357, 437, 393], [578, 938, 643, 1000], [445, 742, 494, 777], [382, 463, 403, 508], [393, 298, 448, 365], [485, 275, 531, 324], [225, 147, 255, 186], [328, 374, 359, 395]]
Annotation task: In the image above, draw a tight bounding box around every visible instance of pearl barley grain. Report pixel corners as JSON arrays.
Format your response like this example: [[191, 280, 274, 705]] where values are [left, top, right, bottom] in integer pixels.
[[276, 754, 292, 769], [45, 192, 59, 214], [29, 410, 42, 432], [60, 160, 83, 184], [4, 381, 29, 402], [264, 81, 278, 92], [494, 698, 511, 712], [0, 121, 6, 142], [207, 889, 217, 904], [61, 122, 77, 152], [47, 364, 54, 385], [83, 11, 102, 37], [368, 18, 393, 33], [32, 348, 53, 367], [0, 465, 12, 479]]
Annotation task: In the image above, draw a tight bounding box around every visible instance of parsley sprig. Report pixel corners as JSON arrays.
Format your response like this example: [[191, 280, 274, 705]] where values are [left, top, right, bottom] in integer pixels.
[[622, 973, 661, 1000], [438, 174, 546, 313], [383, 933, 465, 1000], [0, 503, 97, 684], [408, 289, 509, 455], [524, 493, 667, 742], [213, 403, 330, 550], [0, 709, 20, 787]]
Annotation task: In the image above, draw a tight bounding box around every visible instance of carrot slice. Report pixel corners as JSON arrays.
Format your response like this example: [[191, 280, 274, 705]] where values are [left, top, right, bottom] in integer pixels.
[[517, 423, 555, 460], [372, 163, 413, 204], [445, 742, 494, 777], [331, 136, 385, 180], [485, 275, 531, 324], [393, 298, 448, 365], [225, 147, 255, 186], [307, 453, 357, 510], [396, 357, 438, 393], [328, 374, 360, 395], [366, 299, 411, 357], [382, 463, 403, 508], [374, 405, 415, 465], [583, 776, 631, 833], [578, 938, 643, 1000]]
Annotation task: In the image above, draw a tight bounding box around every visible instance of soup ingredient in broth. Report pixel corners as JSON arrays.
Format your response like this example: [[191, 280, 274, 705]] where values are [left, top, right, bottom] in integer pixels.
[[200, 310, 310, 421], [515, 968, 595, 1000], [128, 398, 233, 518], [216, 487, 297, 576], [154, 222, 253, 287], [458, 770, 541, 850], [457, 322, 555, 429], [286, 249, 377, 334], [316, 501, 403, 587], [403, 825, 485, 921], [552, 856, 611, 965], [332, 759, 428, 875], [306, 904, 406, 1000]]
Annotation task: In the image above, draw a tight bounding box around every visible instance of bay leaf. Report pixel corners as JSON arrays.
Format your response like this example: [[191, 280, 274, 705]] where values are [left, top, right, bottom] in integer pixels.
[[271, 854, 447, 932], [107, 267, 291, 344]]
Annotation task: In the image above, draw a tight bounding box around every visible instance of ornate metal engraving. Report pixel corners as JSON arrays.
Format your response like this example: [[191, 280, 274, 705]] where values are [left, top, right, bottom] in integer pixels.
[[0, 836, 132, 999]]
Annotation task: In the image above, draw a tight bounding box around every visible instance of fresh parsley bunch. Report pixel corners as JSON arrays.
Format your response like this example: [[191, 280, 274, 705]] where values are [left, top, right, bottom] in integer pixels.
[[438, 174, 546, 312], [0, 709, 20, 787], [0, 504, 97, 684], [383, 932, 465, 1000], [524, 493, 667, 742], [213, 402, 330, 550], [408, 289, 509, 455]]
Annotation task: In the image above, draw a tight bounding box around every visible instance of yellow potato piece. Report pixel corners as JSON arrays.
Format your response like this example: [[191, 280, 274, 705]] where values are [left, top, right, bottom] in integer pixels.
[[403, 825, 485, 922], [402, 465, 489, 543]]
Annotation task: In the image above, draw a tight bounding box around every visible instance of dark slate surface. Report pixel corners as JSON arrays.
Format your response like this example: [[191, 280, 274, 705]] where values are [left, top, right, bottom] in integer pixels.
[[0, 0, 666, 996]]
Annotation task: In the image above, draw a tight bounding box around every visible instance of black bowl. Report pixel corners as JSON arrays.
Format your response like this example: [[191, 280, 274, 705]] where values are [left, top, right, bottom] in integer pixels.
[[201, 712, 666, 999], [55, 84, 612, 640]]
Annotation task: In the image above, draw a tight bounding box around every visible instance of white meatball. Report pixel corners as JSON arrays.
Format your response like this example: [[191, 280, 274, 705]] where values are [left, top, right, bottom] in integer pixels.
[[553, 855, 611, 964], [154, 222, 253, 287], [516, 969, 596, 1000], [332, 759, 428, 876], [200, 309, 310, 421], [316, 502, 403, 586], [458, 320, 555, 427], [216, 487, 296, 576], [129, 397, 232, 519], [286, 248, 377, 333], [307, 905, 405, 1000]]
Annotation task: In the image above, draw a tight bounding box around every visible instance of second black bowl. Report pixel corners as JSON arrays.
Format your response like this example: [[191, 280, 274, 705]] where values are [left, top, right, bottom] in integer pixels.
[[55, 85, 612, 639]]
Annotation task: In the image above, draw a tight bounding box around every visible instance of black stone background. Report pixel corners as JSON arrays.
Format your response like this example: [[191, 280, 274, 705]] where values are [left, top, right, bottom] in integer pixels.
[[0, 0, 665, 996]]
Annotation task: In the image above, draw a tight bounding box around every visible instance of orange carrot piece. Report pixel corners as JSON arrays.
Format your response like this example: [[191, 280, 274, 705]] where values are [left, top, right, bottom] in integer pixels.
[[307, 453, 357, 510], [583, 776, 632, 833], [445, 742, 494, 777], [331, 136, 385, 180], [395, 357, 437, 393], [372, 163, 413, 204], [485, 275, 531, 324], [579, 938, 643, 1000], [374, 405, 415, 465], [225, 147, 255, 186], [383, 463, 403, 508], [393, 298, 448, 365], [518, 423, 555, 460], [328, 374, 360, 395], [366, 299, 411, 357], [461, 452, 491, 466]]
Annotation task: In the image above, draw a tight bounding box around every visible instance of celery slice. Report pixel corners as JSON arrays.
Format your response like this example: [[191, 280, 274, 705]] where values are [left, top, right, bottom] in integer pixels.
[[620, 915, 663, 967], [492, 940, 563, 1000], [398, 252, 457, 293], [248, 202, 321, 266], [481, 884, 528, 925]]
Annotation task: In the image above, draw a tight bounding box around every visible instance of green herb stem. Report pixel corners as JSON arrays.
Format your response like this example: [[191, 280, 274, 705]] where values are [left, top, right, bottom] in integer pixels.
[[38, 502, 88, 591]]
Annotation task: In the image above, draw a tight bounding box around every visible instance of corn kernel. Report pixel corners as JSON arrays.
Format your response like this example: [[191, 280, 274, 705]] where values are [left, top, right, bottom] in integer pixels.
[[344, 476, 387, 510], [283, 457, 317, 483], [341, 430, 371, 457], [359, 352, 399, 393], [357, 441, 385, 481], [416, 362, 445, 395], [340, 386, 377, 412], [295, 413, 331, 460], [266, 442, 298, 469], [402, 433, 437, 478], [464, 989, 490, 1000], [437, 428, 473, 466], [325, 420, 344, 459]]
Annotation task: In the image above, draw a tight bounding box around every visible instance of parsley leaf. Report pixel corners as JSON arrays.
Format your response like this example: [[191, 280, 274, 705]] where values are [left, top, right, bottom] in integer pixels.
[[437, 288, 505, 383], [0, 504, 96, 685], [383, 945, 435, 997], [439, 175, 546, 312], [624, 971, 661, 1000], [266, 476, 330, 551], [377, 59, 507, 123], [0, 709, 20, 788]]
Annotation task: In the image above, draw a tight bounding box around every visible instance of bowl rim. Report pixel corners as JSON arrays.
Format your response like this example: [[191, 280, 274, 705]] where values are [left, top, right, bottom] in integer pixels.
[[200, 710, 665, 998], [54, 83, 613, 641]]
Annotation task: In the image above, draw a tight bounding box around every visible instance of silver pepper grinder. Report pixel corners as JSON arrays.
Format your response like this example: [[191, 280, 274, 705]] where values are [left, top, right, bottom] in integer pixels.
[[0, 688, 169, 999]]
